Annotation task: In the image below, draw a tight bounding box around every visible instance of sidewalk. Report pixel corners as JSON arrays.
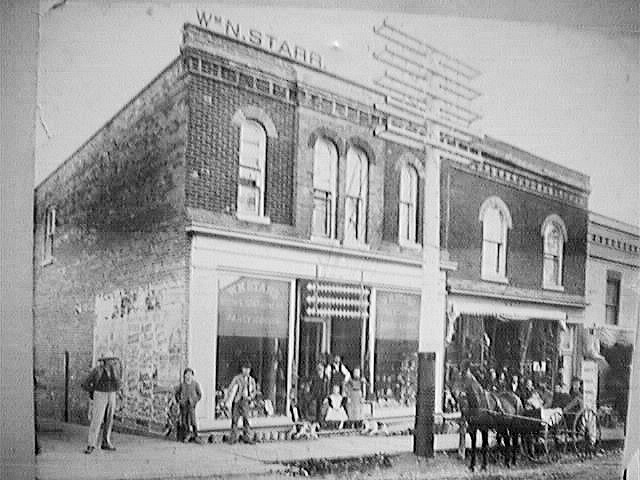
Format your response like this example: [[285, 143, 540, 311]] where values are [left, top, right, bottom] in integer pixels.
[[36, 420, 625, 480], [36, 421, 412, 479]]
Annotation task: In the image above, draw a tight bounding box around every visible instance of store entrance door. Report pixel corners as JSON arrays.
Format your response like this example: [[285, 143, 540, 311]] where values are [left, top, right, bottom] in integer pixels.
[[298, 279, 371, 380], [299, 318, 326, 379], [331, 317, 362, 373]]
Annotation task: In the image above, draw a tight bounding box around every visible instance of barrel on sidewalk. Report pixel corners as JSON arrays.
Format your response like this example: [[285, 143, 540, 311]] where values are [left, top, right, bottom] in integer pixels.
[[414, 351, 435, 458]]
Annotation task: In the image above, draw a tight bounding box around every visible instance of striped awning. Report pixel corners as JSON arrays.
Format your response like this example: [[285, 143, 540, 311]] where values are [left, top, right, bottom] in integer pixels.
[[448, 296, 568, 322]]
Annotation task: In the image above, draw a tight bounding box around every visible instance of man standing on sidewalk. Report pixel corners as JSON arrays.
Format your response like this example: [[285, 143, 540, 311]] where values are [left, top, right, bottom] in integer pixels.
[[226, 361, 257, 444], [81, 351, 122, 454]]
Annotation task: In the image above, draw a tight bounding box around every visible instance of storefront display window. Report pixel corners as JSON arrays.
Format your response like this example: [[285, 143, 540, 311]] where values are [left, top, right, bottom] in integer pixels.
[[374, 291, 420, 408], [216, 275, 290, 418]]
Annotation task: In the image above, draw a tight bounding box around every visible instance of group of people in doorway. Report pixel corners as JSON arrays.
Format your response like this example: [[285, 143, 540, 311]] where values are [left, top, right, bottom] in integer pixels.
[[469, 364, 584, 414], [297, 354, 367, 430]]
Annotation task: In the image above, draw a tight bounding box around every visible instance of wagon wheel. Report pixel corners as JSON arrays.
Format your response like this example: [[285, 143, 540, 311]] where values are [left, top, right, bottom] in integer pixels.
[[545, 411, 568, 462], [572, 408, 601, 459], [519, 425, 549, 463]]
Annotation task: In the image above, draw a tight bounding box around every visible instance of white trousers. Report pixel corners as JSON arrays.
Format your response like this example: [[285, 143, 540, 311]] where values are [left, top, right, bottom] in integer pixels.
[[87, 391, 116, 448]]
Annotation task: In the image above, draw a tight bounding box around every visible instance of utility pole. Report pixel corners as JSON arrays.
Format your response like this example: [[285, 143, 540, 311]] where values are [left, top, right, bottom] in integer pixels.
[[371, 19, 482, 458]]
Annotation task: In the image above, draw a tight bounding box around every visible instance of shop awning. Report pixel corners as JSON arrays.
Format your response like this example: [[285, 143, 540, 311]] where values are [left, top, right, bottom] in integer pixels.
[[448, 296, 568, 322], [597, 326, 636, 348]]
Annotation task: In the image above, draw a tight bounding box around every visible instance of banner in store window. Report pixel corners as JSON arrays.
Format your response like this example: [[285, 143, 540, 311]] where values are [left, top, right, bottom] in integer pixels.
[[376, 291, 420, 341], [218, 276, 290, 338]]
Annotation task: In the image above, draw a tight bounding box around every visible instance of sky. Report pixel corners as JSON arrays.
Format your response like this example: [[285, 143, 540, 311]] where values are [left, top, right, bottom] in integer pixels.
[[35, 1, 639, 226]]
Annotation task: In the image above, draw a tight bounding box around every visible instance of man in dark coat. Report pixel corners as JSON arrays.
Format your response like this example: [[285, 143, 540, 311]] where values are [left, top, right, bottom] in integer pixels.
[[81, 351, 122, 454]]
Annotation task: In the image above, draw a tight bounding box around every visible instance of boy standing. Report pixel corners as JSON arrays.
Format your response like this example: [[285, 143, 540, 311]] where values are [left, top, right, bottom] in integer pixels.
[[175, 368, 203, 444], [226, 361, 257, 444]]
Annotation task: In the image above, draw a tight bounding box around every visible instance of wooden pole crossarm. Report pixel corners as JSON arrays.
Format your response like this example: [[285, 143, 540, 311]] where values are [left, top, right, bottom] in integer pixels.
[[380, 45, 482, 99], [375, 19, 481, 79]]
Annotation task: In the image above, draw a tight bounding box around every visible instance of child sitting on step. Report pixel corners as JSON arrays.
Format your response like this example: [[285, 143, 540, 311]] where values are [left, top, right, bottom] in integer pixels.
[[324, 384, 348, 429]]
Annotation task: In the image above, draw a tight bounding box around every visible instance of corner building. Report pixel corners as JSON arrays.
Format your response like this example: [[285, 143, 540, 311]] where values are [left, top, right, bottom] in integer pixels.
[[34, 24, 431, 432]]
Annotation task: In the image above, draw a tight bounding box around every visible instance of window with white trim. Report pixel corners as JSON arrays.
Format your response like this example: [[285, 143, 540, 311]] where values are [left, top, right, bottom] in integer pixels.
[[399, 164, 418, 244], [542, 216, 567, 289], [344, 147, 368, 243], [237, 120, 267, 217], [44, 206, 56, 262], [479, 197, 511, 281], [311, 138, 338, 238]]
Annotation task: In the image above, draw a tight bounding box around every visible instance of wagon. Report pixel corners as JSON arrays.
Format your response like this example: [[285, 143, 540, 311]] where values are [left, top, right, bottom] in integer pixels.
[[517, 407, 569, 463], [479, 405, 601, 463], [565, 407, 602, 459]]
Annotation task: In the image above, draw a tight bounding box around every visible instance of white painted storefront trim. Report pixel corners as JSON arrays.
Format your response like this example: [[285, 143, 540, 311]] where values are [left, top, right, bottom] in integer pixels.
[[189, 232, 425, 425]]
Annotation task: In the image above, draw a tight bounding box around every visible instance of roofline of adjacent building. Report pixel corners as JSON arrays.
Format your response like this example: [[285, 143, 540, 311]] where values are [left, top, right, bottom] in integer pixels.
[[35, 56, 183, 192], [589, 211, 640, 237], [478, 135, 591, 193]]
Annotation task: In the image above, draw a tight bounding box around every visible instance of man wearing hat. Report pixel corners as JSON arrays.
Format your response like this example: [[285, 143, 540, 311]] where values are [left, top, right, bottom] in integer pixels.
[[563, 376, 584, 414], [81, 350, 122, 454], [226, 360, 258, 444]]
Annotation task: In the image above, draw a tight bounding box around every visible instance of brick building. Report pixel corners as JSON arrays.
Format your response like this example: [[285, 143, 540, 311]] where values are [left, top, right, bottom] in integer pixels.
[[34, 23, 592, 434], [441, 135, 591, 400], [584, 213, 639, 420], [34, 24, 432, 432]]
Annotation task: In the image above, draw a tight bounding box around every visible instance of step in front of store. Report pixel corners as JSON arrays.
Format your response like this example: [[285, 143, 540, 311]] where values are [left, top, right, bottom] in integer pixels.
[[200, 414, 416, 443]]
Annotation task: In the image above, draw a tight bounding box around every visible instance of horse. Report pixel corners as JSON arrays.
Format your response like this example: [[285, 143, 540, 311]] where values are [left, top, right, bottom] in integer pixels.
[[450, 367, 524, 472]]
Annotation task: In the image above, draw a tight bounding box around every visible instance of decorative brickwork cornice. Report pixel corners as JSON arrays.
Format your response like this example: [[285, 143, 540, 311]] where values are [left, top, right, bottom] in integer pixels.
[[183, 48, 385, 129], [589, 232, 640, 255], [297, 83, 384, 129], [183, 47, 297, 105], [445, 154, 589, 209]]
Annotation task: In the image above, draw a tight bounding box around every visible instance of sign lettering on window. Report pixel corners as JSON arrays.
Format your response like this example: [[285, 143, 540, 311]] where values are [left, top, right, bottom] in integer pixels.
[[218, 276, 290, 338]]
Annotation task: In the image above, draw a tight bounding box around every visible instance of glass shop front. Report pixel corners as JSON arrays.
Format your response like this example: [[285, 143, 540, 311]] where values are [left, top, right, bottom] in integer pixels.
[[213, 275, 421, 421]]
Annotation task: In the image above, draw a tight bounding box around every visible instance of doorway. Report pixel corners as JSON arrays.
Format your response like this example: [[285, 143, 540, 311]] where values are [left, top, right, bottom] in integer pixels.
[[298, 315, 366, 379], [331, 317, 362, 373], [299, 318, 327, 379]]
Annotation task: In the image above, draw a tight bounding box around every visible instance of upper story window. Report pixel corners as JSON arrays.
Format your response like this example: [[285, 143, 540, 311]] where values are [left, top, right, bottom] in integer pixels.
[[311, 138, 338, 239], [605, 271, 621, 325], [344, 147, 368, 244], [44, 206, 56, 263], [479, 196, 512, 282], [541, 215, 568, 290], [237, 120, 267, 218], [399, 164, 419, 245]]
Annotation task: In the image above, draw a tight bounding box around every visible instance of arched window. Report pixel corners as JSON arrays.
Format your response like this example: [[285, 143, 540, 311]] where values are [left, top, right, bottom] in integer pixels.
[[479, 196, 512, 281], [399, 164, 418, 244], [312, 138, 338, 238], [237, 119, 267, 217], [344, 147, 368, 243], [541, 215, 567, 289]]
